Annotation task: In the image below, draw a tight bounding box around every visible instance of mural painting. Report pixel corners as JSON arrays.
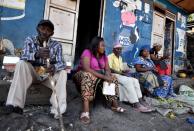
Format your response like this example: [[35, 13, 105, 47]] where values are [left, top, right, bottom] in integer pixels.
[[174, 28, 187, 71], [103, 0, 153, 64], [176, 28, 186, 54], [113, 0, 140, 51], [0, 0, 45, 49], [174, 12, 187, 71], [0, 0, 26, 21], [0, 0, 27, 55]]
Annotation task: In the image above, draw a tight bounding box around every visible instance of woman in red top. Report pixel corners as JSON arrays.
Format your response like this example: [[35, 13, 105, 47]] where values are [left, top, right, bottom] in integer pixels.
[[150, 43, 171, 75]]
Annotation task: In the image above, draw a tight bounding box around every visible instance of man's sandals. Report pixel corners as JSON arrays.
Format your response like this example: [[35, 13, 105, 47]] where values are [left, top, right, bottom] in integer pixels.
[[111, 106, 126, 113]]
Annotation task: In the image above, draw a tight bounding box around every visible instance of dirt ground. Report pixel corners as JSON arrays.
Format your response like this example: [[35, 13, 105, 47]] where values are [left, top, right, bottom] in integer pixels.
[[0, 80, 194, 131]]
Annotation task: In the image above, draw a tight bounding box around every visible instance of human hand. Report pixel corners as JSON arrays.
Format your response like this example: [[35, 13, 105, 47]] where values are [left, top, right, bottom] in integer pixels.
[[105, 71, 112, 77], [162, 55, 170, 60], [153, 68, 158, 73], [104, 75, 114, 83], [165, 55, 170, 59], [35, 47, 50, 59], [146, 67, 153, 71], [46, 64, 55, 76]]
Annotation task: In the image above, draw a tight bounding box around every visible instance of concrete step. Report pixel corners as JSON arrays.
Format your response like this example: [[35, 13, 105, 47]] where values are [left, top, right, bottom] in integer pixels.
[[0, 80, 52, 105], [1, 78, 194, 106], [0, 80, 80, 105]]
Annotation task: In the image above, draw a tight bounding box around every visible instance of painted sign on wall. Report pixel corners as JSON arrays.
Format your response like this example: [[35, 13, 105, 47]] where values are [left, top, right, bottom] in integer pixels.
[[0, 0, 45, 48], [176, 28, 186, 53], [0, 0, 26, 20], [113, 0, 140, 47], [103, 0, 188, 71], [103, 0, 153, 64]]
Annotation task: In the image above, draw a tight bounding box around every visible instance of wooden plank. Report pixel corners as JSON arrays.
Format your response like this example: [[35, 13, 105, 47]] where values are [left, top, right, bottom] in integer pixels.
[[50, 0, 77, 11], [152, 13, 165, 36], [151, 12, 165, 56], [177, 0, 194, 13], [168, 0, 194, 13], [61, 42, 73, 55], [49, 7, 76, 41], [175, 0, 185, 4], [169, 0, 180, 3]]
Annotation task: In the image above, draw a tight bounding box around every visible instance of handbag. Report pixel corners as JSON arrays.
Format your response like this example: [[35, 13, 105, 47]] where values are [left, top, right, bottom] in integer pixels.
[[102, 81, 115, 96]]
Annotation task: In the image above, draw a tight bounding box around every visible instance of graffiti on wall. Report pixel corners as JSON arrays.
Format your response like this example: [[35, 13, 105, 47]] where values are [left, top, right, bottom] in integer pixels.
[[177, 12, 186, 28], [0, 0, 26, 54], [173, 28, 186, 71], [113, 0, 140, 49], [103, 0, 187, 70], [102, 0, 153, 64], [0, 0, 26, 20], [112, 0, 152, 53], [0, 0, 45, 48], [176, 28, 186, 53]]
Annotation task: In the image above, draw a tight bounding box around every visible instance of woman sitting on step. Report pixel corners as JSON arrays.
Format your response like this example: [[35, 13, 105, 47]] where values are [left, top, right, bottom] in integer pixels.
[[73, 36, 125, 124], [133, 47, 176, 98]]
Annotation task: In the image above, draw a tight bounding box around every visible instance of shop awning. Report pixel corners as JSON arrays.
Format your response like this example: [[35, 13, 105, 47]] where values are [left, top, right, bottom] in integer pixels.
[[168, 0, 194, 13]]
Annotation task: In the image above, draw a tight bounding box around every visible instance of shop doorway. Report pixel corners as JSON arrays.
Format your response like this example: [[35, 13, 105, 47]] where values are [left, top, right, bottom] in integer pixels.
[[164, 17, 175, 72], [152, 9, 176, 73], [74, 0, 103, 66]]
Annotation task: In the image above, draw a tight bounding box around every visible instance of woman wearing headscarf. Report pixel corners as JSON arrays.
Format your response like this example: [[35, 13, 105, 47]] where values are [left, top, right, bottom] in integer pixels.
[[133, 47, 176, 98]]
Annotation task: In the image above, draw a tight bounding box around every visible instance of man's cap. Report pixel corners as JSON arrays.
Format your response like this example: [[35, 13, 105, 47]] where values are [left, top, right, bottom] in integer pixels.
[[113, 43, 122, 48], [153, 43, 162, 47], [37, 20, 54, 31]]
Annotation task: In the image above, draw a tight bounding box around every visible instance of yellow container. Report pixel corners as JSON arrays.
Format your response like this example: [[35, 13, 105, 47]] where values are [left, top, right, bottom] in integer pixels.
[[178, 73, 187, 78]]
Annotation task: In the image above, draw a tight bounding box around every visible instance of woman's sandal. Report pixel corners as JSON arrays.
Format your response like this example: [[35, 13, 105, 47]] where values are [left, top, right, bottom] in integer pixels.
[[80, 112, 90, 124], [111, 106, 126, 113]]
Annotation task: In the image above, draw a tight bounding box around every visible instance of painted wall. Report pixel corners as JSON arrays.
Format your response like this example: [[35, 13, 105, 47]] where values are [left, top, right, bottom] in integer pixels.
[[0, 0, 188, 71], [103, 0, 188, 71], [0, 0, 45, 48], [103, 0, 153, 65]]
